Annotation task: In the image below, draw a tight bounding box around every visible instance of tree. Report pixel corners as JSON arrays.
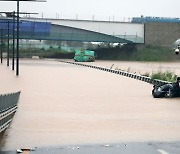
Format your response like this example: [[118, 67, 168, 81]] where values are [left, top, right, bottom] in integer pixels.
[[66, 41, 84, 47]]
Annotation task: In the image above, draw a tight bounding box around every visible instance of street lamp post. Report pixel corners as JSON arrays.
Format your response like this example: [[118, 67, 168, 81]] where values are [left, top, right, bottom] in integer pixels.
[[0, 0, 46, 76], [12, 11, 15, 70], [16, 0, 19, 75], [7, 21, 9, 66], [0, 11, 38, 70], [0, 29, 3, 63]]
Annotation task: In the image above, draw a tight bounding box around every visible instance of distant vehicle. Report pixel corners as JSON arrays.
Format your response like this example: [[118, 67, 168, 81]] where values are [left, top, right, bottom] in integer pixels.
[[74, 49, 95, 62], [174, 39, 180, 55]]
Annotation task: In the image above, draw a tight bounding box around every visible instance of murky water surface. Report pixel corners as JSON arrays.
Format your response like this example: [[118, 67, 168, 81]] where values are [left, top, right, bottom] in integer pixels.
[[0, 59, 180, 150]]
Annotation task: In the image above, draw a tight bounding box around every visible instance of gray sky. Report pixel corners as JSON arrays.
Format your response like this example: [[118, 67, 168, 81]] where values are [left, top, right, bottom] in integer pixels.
[[0, 0, 179, 21]]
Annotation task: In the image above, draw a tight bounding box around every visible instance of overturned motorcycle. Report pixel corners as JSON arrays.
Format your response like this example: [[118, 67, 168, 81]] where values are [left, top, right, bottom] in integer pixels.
[[152, 83, 180, 98]]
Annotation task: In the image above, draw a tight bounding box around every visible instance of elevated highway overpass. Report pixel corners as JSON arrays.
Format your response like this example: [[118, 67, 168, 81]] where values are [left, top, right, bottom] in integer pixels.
[[0, 17, 144, 43]]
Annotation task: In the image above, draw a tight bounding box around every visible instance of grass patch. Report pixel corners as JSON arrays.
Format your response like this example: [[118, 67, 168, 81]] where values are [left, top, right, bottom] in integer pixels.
[[135, 45, 173, 61], [151, 70, 177, 82]]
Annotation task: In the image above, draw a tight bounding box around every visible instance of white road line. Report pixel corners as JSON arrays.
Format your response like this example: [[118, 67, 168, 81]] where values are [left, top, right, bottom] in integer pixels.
[[157, 149, 170, 154]]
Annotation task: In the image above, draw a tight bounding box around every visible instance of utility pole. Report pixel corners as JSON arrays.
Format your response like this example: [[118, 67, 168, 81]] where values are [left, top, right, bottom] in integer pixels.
[[7, 21, 10, 66], [12, 11, 15, 70], [16, 0, 19, 75], [0, 0, 46, 76], [0, 29, 3, 63]]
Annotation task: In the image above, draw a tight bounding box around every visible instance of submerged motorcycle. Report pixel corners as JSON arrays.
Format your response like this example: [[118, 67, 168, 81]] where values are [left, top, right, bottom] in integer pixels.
[[152, 83, 180, 98]]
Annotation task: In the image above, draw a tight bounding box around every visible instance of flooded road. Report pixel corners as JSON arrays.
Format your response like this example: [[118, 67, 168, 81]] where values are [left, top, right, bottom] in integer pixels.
[[0, 59, 180, 150]]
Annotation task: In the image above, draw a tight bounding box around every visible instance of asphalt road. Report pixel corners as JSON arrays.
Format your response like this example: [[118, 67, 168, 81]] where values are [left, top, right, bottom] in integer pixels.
[[1, 141, 180, 154]]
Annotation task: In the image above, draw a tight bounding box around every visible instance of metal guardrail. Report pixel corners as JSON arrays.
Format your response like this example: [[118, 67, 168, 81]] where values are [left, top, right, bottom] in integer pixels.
[[59, 60, 171, 85], [0, 91, 20, 133]]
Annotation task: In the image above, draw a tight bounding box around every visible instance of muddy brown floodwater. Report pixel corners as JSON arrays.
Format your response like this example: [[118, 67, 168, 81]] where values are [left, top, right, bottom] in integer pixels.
[[0, 59, 180, 151]]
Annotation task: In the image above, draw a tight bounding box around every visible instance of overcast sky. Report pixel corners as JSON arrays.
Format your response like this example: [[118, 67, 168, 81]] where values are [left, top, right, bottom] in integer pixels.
[[0, 0, 179, 21]]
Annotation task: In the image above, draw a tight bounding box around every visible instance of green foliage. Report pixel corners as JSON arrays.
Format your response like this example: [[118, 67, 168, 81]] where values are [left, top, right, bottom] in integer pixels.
[[66, 41, 84, 47], [151, 70, 177, 82], [94, 44, 175, 61], [16, 44, 178, 61], [94, 44, 136, 60], [135, 45, 172, 61]]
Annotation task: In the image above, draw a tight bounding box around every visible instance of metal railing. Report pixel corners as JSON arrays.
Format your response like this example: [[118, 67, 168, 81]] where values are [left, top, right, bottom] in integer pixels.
[[59, 60, 171, 85], [0, 91, 20, 133]]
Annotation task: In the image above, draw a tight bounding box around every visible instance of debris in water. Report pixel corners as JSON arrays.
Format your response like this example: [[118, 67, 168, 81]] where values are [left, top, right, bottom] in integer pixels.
[[21, 148, 30, 151], [16, 147, 37, 153], [104, 144, 110, 147], [16, 149, 23, 153]]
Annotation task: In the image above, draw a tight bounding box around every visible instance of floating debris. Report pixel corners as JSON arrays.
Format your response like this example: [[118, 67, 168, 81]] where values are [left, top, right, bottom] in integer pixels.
[[16, 149, 22, 153], [21, 148, 30, 151], [104, 144, 110, 147], [16, 147, 37, 153]]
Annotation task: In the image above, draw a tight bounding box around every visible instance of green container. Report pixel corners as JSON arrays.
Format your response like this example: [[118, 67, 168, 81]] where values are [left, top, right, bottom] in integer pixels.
[[74, 49, 95, 62]]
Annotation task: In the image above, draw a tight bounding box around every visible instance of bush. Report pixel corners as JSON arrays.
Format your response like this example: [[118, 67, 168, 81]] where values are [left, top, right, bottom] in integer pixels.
[[135, 45, 172, 61], [151, 70, 177, 82]]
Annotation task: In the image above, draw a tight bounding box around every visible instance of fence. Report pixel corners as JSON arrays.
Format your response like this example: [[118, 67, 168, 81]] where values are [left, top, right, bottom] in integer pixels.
[[0, 91, 20, 133], [59, 60, 171, 85]]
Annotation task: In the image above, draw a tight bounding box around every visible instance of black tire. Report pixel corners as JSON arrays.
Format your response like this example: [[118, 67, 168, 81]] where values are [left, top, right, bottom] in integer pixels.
[[164, 92, 170, 98], [165, 90, 174, 98]]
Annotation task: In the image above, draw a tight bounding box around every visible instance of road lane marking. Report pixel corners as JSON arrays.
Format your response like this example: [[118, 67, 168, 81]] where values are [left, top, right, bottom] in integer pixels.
[[157, 149, 170, 154]]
